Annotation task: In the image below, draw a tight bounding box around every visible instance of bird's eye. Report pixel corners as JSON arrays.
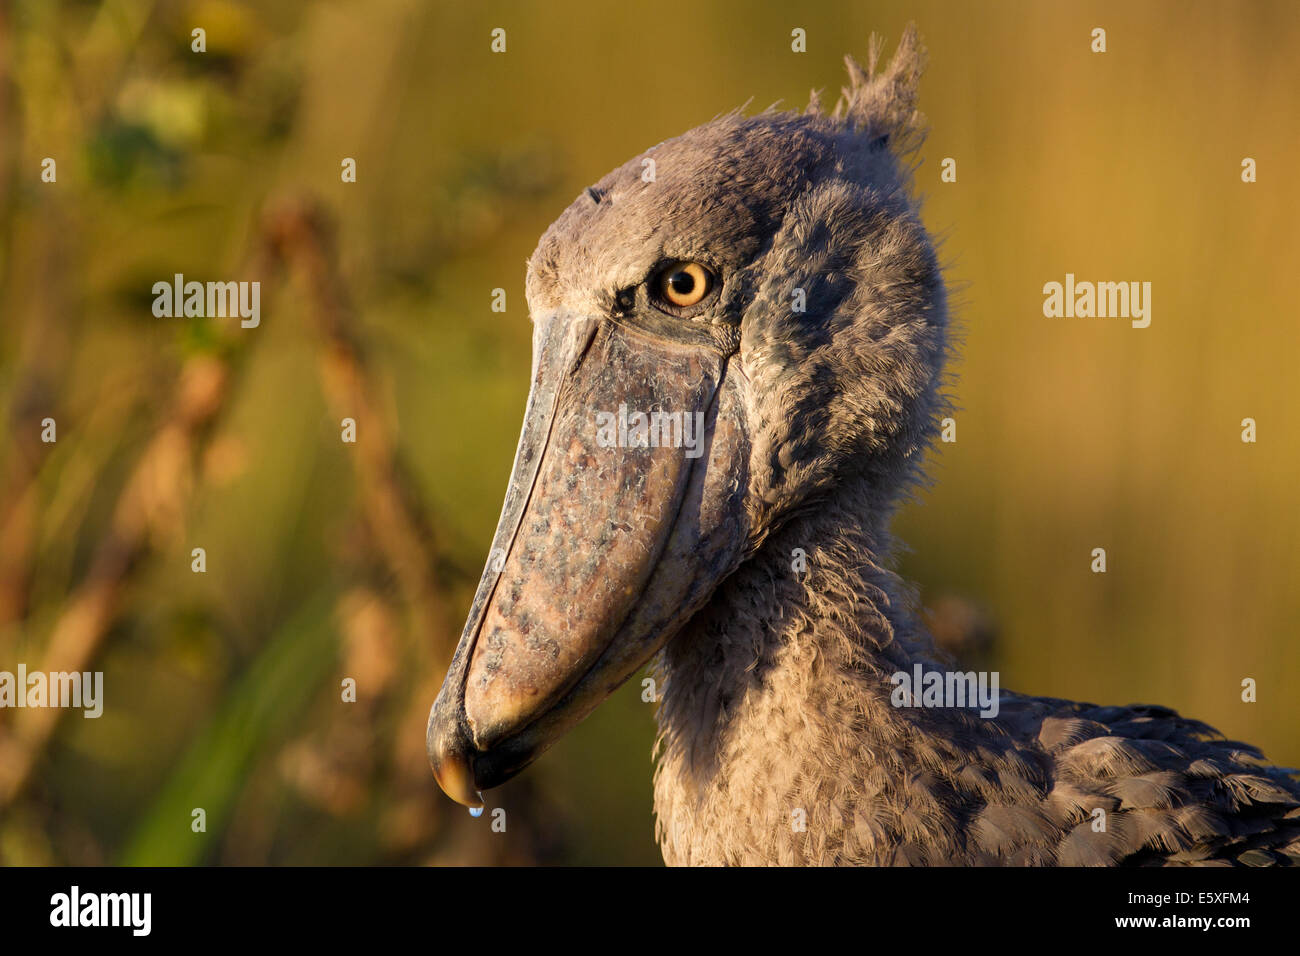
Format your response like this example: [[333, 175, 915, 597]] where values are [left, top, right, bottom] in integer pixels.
[[653, 262, 714, 310]]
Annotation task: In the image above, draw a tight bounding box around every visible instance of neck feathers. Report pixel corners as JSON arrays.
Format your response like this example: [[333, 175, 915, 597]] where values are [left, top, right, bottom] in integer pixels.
[[650, 487, 950, 864]]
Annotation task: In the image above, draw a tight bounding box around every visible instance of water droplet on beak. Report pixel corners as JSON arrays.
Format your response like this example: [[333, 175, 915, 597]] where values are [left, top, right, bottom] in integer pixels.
[[468, 806, 484, 818]]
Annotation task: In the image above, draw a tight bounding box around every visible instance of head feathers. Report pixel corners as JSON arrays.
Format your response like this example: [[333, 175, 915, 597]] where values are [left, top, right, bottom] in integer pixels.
[[813, 23, 928, 156]]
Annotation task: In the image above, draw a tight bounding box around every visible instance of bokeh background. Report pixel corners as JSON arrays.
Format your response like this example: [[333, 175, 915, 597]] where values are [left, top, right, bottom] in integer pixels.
[[0, 0, 1296, 865]]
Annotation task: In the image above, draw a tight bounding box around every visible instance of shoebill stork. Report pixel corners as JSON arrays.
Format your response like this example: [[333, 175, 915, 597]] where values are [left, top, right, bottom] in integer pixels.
[[427, 26, 1300, 865]]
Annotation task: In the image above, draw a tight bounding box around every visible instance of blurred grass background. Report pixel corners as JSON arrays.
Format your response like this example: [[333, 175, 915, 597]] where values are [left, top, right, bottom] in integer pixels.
[[0, 0, 1295, 865]]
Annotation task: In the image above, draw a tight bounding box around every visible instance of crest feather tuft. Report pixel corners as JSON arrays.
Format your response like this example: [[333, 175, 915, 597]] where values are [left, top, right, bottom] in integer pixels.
[[823, 23, 928, 153]]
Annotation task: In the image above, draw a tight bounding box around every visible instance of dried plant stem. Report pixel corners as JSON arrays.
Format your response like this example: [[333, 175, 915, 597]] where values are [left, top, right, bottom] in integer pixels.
[[0, 357, 230, 807], [261, 198, 450, 644], [0, 196, 452, 817]]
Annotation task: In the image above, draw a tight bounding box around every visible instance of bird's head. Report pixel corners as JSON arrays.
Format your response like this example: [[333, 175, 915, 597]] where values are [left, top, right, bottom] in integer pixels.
[[428, 26, 948, 807]]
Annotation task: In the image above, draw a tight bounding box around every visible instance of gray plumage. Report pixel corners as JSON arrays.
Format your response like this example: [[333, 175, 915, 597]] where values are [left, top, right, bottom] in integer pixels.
[[431, 25, 1300, 866], [646, 27, 1300, 866]]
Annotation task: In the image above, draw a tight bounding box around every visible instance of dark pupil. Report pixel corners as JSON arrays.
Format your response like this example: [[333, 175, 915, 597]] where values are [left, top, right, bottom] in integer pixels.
[[668, 271, 695, 296]]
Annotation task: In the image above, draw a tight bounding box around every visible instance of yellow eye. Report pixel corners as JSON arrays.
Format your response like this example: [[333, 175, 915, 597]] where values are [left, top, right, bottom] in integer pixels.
[[655, 262, 713, 309]]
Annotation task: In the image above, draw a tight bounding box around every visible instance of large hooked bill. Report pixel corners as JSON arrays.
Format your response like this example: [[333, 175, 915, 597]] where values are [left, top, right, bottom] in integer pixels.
[[426, 310, 750, 807]]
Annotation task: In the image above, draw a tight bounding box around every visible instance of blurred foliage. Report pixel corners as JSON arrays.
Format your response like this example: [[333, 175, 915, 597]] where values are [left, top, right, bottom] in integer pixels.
[[0, 0, 1297, 867], [122, 590, 336, 866]]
